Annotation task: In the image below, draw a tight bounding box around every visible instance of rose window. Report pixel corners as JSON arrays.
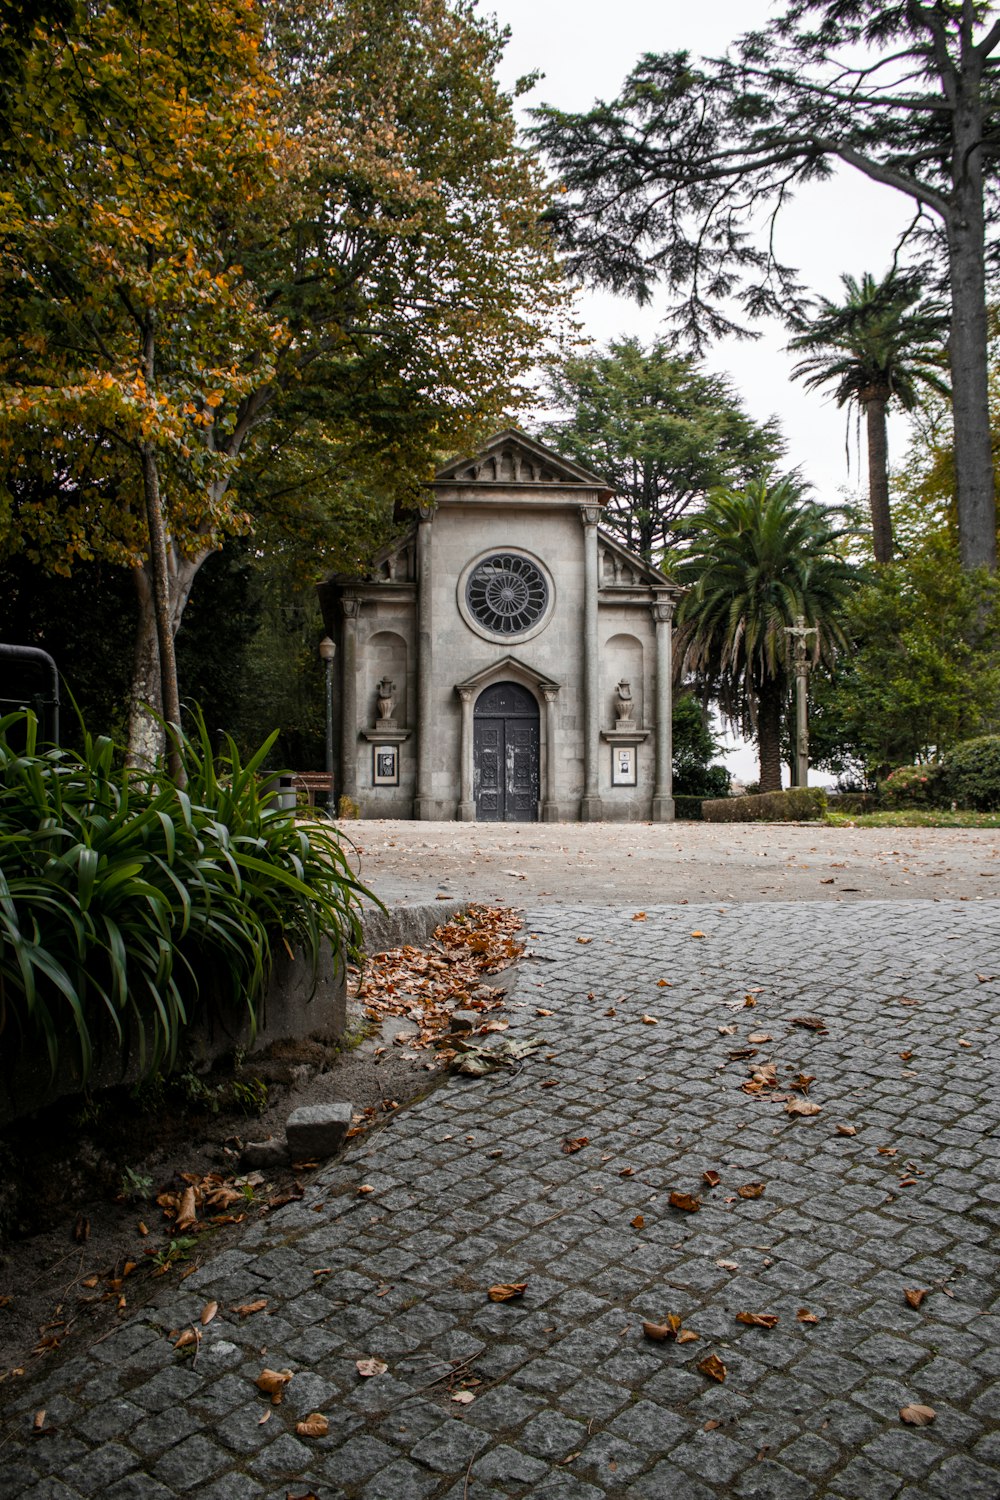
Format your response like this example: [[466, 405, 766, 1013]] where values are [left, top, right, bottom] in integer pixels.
[[465, 554, 549, 636]]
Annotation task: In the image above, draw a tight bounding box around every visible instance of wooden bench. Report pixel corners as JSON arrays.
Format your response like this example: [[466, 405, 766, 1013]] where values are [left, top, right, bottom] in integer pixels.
[[292, 772, 334, 808]]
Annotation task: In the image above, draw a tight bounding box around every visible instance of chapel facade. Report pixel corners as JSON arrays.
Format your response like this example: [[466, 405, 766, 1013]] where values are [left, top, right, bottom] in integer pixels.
[[317, 429, 679, 822]]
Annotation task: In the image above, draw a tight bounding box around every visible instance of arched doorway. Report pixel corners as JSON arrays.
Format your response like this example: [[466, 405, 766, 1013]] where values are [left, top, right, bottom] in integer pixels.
[[473, 681, 540, 821]]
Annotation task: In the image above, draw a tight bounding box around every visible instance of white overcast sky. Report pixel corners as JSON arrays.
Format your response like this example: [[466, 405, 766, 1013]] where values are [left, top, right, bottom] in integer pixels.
[[487, 0, 920, 507]]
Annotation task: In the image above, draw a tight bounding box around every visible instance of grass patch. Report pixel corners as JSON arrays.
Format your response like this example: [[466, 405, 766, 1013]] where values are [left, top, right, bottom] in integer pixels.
[[825, 809, 1000, 829]]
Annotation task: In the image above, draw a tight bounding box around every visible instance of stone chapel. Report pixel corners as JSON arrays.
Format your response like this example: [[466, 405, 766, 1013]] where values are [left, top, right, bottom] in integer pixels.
[[317, 429, 680, 821]]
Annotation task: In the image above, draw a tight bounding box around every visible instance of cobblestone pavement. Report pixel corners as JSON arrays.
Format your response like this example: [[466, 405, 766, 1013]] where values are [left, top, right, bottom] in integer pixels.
[[4, 900, 999, 1500]]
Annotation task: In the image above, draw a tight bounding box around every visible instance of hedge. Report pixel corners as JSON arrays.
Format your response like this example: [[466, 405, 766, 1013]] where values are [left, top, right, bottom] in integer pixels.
[[702, 787, 828, 823], [673, 794, 705, 820]]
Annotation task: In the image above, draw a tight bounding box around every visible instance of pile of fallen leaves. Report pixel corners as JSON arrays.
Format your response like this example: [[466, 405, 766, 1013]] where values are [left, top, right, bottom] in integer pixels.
[[353, 904, 522, 1050]]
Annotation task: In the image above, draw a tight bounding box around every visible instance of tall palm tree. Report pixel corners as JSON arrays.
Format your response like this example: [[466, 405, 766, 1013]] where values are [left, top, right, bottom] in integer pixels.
[[675, 479, 857, 793], [788, 270, 948, 564]]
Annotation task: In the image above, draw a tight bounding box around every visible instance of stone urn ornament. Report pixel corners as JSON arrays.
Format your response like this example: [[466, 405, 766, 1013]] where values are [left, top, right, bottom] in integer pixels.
[[615, 679, 635, 728], [376, 676, 397, 726]]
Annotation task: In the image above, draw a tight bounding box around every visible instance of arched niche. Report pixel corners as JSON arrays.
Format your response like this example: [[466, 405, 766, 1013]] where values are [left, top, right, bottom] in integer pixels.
[[602, 632, 644, 727], [366, 630, 408, 728]]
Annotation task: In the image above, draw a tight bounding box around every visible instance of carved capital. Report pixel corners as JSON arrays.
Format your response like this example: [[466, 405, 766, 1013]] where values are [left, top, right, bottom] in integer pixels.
[[341, 596, 361, 620], [652, 598, 674, 623], [579, 505, 601, 528], [417, 498, 436, 523], [456, 685, 475, 704]]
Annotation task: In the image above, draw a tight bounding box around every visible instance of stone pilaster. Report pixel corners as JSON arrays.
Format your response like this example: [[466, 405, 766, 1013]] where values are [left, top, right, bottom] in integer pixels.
[[542, 685, 560, 821], [579, 506, 602, 821], [651, 597, 675, 822], [413, 507, 435, 819], [457, 686, 475, 821]]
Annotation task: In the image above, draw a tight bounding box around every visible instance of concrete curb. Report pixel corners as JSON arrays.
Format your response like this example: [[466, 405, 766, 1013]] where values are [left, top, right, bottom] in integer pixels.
[[360, 899, 467, 954]]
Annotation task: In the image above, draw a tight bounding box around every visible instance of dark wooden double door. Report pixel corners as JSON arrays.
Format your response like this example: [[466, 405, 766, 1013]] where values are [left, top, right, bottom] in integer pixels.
[[473, 681, 539, 822]]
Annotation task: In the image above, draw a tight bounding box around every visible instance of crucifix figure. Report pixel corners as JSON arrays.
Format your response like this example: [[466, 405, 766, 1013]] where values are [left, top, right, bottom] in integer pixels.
[[784, 614, 818, 787]]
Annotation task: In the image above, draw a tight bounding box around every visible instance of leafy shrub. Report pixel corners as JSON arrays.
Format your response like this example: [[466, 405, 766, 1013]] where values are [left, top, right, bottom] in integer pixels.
[[702, 787, 827, 822], [0, 708, 370, 1083], [826, 792, 879, 816], [879, 762, 946, 808], [942, 735, 1000, 811]]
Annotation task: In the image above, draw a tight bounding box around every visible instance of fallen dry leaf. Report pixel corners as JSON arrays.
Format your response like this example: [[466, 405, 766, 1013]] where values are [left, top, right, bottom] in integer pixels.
[[536, 1007, 553, 1016], [796, 1308, 819, 1324], [703, 1419, 721, 1431], [703, 1170, 722, 1189], [747, 1033, 773, 1044], [677, 1329, 700, 1344], [173, 1328, 200, 1350], [355, 1358, 388, 1378], [785, 1098, 822, 1118], [200, 1301, 218, 1326], [235, 1299, 268, 1318], [488, 1282, 527, 1303], [716, 1259, 740, 1271], [295, 1413, 329, 1438], [176, 1187, 198, 1231], [789, 1015, 828, 1033], [32, 1410, 45, 1431], [718, 1024, 738, 1035], [631, 1214, 645, 1230], [632, 912, 647, 921], [644, 1320, 677, 1344], [619, 1167, 635, 1178], [744, 995, 757, 1007], [576, 936, 592, 945], [562, 1136, 589, 1155], [736, 1312, 779, 1328], [904, 1288, 929, 1309], [690, 930, 706, 939], [357, 1185, 375, 1196], [900, 1403, 935, 1427], [257, 1410, 271, 1426], [643, 1314, 682, 1342], [256, 1368, 293, 1404], [668, 1192, 701, 1213], [657, 978, 672, 987], [788, 1073, 816, 1094], [451, 1390, 476, 1405], [698, 1353, 727, 1382], [836, 1125, 857, 1137], [640, 1014, 659, 1026], [737, 1182, 766, 1199]]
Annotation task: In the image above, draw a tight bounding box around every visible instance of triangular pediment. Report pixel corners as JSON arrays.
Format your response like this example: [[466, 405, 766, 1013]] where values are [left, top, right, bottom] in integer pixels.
[[454, 654, 561, 695], [435, 428, 611, 493], [598, 528, 682, 594]]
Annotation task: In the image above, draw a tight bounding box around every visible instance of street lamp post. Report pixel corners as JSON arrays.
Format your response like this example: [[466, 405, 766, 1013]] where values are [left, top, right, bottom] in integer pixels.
[[784, 614, 817, 787], [318, 636, 336, 820]]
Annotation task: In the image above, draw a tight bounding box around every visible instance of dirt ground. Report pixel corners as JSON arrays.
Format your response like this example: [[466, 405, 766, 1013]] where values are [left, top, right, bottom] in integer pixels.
[[347, 818, 1000, 906]]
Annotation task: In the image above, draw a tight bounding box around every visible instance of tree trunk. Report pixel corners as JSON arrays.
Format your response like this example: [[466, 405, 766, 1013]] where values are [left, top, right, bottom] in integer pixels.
[[946, 53, 997, 572], [756, 675, 783, 793], [863, 392, 894, 564], [140, 440, 185, 782], [128, 566, 162, 771], [127, 542, 211, 772]]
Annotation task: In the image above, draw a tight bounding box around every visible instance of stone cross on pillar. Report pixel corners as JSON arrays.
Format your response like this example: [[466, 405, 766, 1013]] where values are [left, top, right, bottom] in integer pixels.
[[784, 614, 818, 788]]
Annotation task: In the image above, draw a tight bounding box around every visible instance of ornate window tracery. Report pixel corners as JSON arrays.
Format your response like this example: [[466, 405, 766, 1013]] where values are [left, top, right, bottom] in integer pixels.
[[464, 553, 548, 636]]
